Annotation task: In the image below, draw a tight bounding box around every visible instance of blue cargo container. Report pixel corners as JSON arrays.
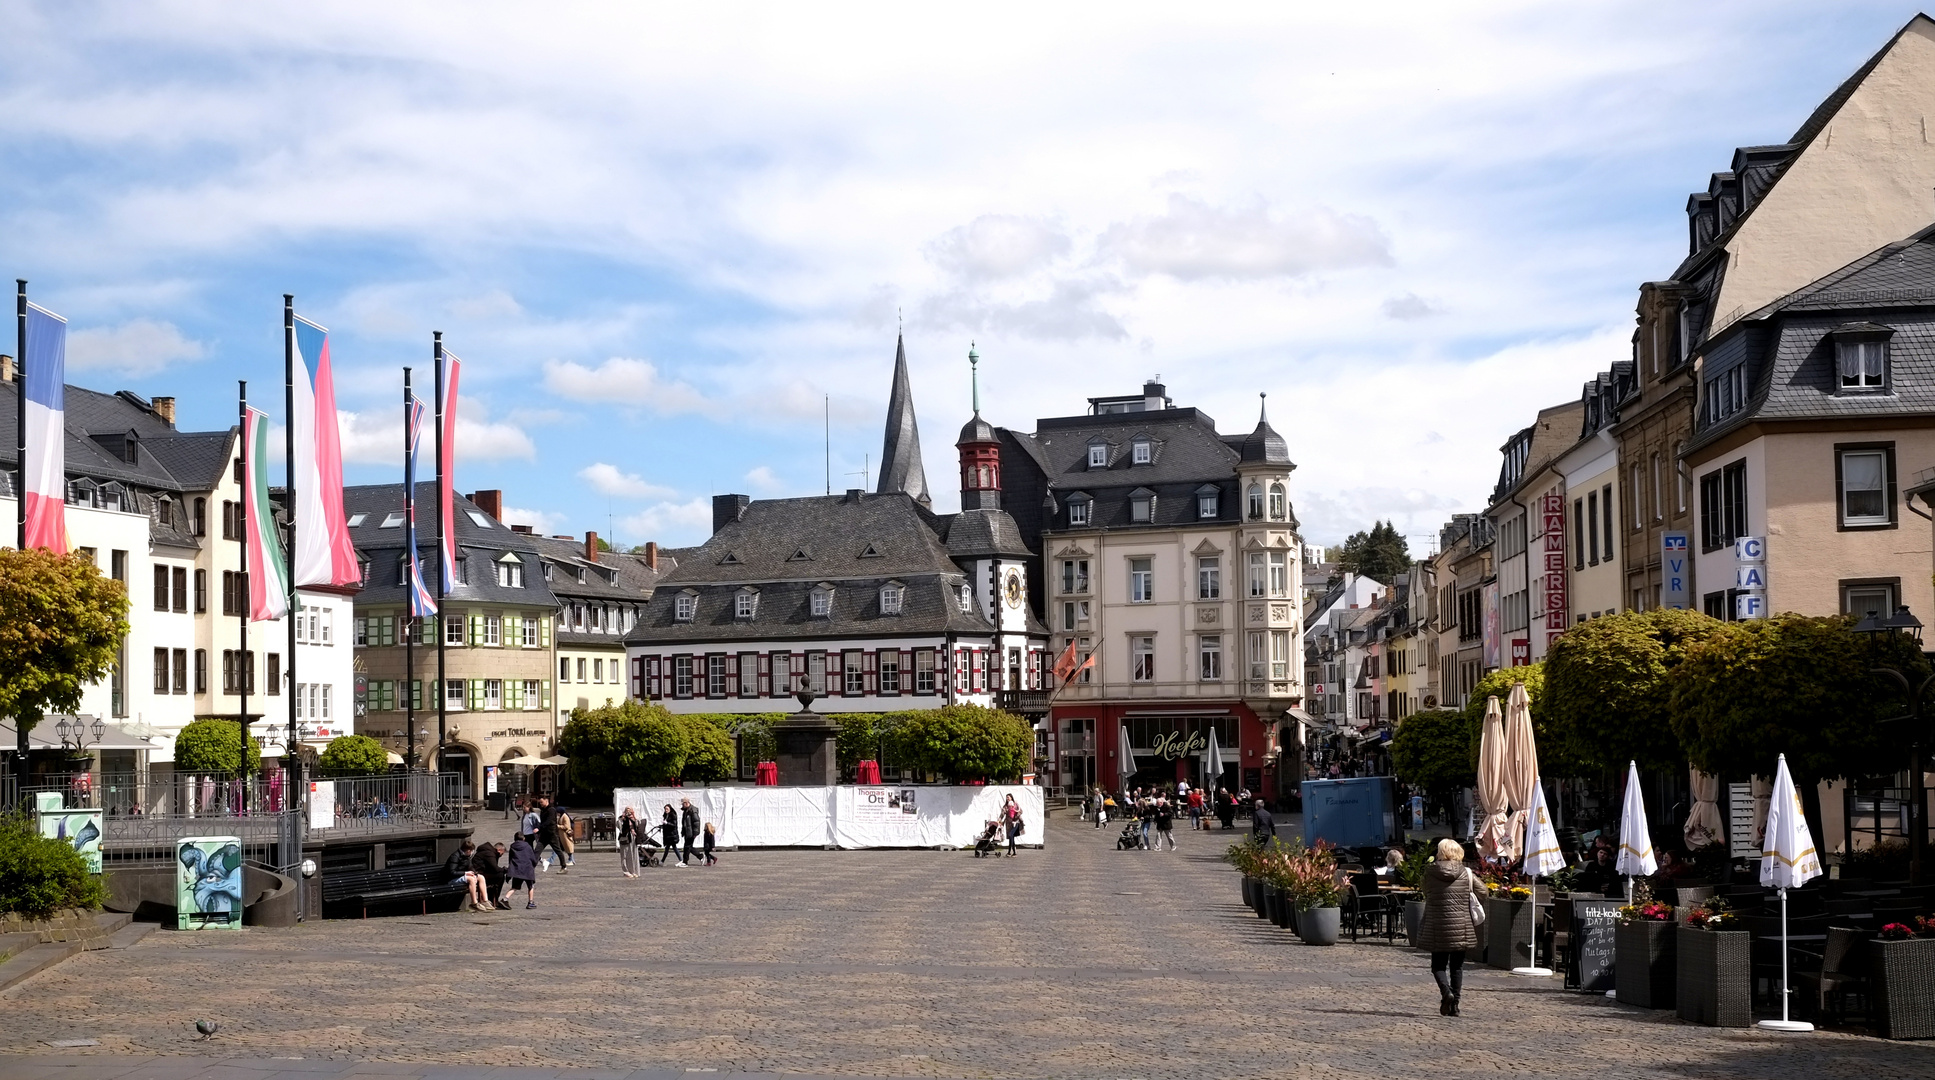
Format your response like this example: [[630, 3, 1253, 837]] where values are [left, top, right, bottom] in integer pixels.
[[1301, 776, 1398, 849]]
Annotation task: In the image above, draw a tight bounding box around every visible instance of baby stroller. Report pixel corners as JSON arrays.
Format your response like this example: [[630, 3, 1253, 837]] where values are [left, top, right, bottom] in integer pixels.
[[973, 819, 1002, 857], [1115, 820, 1144, 851]]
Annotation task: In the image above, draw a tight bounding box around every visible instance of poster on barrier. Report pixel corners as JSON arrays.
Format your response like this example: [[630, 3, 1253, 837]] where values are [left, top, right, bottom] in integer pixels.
[[834, 787, 924, 847], [308, 780, 336, 830]]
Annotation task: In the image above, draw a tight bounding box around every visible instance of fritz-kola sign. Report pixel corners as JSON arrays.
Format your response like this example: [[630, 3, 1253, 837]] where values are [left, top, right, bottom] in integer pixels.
[[1149, 729, 1208, 762]]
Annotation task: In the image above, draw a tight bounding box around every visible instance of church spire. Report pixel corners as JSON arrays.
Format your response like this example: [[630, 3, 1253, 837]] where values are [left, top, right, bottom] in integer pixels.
[[877, 333, 931, 506]]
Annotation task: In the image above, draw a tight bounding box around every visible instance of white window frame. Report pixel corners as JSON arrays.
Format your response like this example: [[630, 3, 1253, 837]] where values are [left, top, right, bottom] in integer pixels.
[[1197, 556, 1220, 600], [1269, 482, 1287, 521], [523, 679, 541, 710], [1087, 442, 1108, 468], [1268, 551, 1288, 598], [957, 585, 973, 613], [1131, 439, 1151, 464], [1840, 449, 1889, 526], [1199, 635, 1222, 681], [1248, 552, 1267, 598], [1247, 483, 1264, 520], [674, 594, 696, 622], [1130, 495, 1153, 523], [484, 678, 502, 710], [880, 585, 903, 614], [1129, 558, 1153, 603], [812, 589, 833, 618], [736, 591, 758, 619], [1130, 635, 1156, 682], [1198, 492, 1217, 518], [1838, 338, 1887, 392], [445, 615, 464, 645], [1067, 498, 1090, 526]]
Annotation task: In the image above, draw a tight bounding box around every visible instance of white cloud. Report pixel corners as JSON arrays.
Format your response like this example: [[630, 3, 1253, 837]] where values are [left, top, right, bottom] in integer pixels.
[[1381, 293, 1439, 320], [501, 504, 568, 536], [1097, 195, 1392, 282], [541, 357, 719, 415], [743, 465, 787, 493], [65, 319, 205, 375], [336, 395, 535, 466], [619, 498, 716, 545], [579, 462, 676, 499], [925, 215, 1071, 282]]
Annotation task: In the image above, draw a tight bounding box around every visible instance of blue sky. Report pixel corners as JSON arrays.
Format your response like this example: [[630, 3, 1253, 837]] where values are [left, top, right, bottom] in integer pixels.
[[4, 2, 1924, 550]]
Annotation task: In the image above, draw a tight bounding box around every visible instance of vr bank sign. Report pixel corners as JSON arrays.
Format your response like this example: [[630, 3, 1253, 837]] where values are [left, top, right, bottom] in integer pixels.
[[1661, 532, 1690, 609]]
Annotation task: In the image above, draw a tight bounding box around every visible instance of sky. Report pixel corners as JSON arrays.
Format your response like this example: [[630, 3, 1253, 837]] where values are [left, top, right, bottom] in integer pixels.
[[3, 2, 1926, 552]]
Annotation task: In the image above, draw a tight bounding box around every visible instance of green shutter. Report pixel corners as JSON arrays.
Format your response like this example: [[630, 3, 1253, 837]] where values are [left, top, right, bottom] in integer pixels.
[[411, 679, 422, 711], [467, 679, 483, 711], [540, 617, 551, 648], [541, 679, 551, 709], [468, 613, 481, 647], [505, 613, 521, 648]]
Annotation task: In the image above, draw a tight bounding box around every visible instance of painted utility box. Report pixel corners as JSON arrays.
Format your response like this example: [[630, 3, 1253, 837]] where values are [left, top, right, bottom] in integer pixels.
[[38, 807, 103, 874], [175, 837, 244, 930]]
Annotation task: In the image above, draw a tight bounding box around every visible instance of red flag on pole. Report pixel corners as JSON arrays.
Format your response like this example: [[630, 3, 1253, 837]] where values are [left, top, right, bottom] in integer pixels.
[[1052, 639, 1079, 682]]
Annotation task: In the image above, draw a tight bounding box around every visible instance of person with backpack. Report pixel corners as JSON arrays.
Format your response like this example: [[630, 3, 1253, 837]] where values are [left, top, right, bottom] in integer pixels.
[[505, 835, 539, 909], [1001, 794, 1024, 857], [679, 798, 702, 865]]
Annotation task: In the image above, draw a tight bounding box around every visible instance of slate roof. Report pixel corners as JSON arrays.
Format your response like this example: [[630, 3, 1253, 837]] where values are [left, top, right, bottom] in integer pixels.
[[1688, 221, 1935, 454], [0, 383, 231, 493], [875, 335, 931, 506], [658, 491, 963, 586], [943, 508, 1034, 558], [343, 482, 557, 609], [524, 533, 675, 646]]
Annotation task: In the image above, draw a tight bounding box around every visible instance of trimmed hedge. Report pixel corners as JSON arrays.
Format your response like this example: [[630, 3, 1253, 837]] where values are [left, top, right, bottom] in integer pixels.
[[0, 812, 106, 919]]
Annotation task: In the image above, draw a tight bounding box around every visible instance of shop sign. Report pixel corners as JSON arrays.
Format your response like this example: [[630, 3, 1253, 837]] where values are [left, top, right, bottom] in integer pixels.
[[1510, 638, 1530, 666], [1149, 729, 1208, 761], [1734, 535, 1767, 620], [1539, 494, 1567, 639], [1661, 532, 1690, 609], [490, 727, 546, 738]]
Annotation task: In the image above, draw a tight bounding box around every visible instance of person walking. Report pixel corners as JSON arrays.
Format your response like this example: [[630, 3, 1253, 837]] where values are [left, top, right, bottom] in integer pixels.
[[617, 807, 644, 878], [680, 798, 702, 865], [519, 799, 541, 845], [1096, 791, 1112, 828], [1000, 794, 1024, 857], [505, 833, 540, 909], [556, 806, 576, 869], [535, 797, 568, 873], [1138, 795, 1154, 850], [1153, 796, 1177, 851], [1418, 838, 1489, 1016], [1250, 798, 1275, 843], [702, 822, 718, 865], [660, 803, 680, 868], [1187, 786, 1205, 830]]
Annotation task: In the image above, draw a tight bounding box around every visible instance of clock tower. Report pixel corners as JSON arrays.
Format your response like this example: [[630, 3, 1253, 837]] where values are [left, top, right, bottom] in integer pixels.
[[948, 344, 1046, 693]]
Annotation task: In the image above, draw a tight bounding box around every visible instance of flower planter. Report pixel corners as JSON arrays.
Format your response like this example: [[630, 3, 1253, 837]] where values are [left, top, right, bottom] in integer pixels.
[[1872, 937, 1935, 1040], [1242, 875, 1256, 911], [1675, 927, 1750, 1028], [1272, 887, 1294, 930], [1486, 896, 1536, 970], [1403, 899, 1424, 948], [1262, 885, 1281, 925], [1615, 919, 1676, 1009], [1288, 899, 1302, 938], [1299, 905, 1340, 946]]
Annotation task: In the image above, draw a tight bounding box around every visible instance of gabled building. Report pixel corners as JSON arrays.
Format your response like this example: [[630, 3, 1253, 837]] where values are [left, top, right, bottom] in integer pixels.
[[987, 380, 1306, 800], [1486, 400, 1584, 665], [1555, 364, 1634, 624], [525, 531, 670, 723], [624, 347, 1049, 770]]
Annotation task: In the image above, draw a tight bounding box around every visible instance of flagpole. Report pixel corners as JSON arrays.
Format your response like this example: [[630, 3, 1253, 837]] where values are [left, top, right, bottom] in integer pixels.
[[13, 280, 25, 783], [238, 381, 250, 803], [404, 366, 417, 773], [433, 332, 447, 780], [283, 295, 300, 801]]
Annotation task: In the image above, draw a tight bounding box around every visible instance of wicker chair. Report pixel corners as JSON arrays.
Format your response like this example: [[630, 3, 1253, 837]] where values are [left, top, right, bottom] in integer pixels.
[[1675, 885, 1717, 917], [1791, 926, 1873, 1024]]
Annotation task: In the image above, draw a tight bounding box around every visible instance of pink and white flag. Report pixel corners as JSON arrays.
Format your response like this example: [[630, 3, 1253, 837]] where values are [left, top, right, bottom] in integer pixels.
[[289, 315, 359, 586]]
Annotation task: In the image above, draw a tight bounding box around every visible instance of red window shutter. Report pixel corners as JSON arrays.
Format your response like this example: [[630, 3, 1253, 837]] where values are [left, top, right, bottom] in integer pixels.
[[899, 650, 913, 696], [864, 650, 877, 695], [648, 655, 662, 698], [630, 656, 644, 699], [758, 653, 772, 697], [725, 653, 739, 697]]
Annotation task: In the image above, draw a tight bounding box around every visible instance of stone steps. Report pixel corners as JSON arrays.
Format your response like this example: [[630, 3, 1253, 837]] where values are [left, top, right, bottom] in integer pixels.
[[0, 911, 151, 993]]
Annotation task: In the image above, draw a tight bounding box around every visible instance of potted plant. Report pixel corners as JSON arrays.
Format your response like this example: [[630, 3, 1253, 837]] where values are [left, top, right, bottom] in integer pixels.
[[1398, 844, 1430, 947], [1225, 842, 1262, 912], [1284, 842, 1344, 946], [1676, 898, 1750, 1027], [1871, 915, 1935, 1040], [1614, 881, 1676, 1009], [1486, 878, 1537, 970]]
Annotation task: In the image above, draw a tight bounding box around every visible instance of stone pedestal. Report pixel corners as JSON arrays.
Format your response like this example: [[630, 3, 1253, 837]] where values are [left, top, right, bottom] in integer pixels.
[[774, 694, 838, 786]]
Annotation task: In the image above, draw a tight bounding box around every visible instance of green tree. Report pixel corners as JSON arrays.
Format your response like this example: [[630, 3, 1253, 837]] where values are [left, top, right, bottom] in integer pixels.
[[678, 714, 736, 782], [1670, 613, 1927, 797], [555, 700, 689, 793], [173, 718, 264, 776], [1390, 709, 1477, 802], [317, 734, 391, 777], [1457, 662, 1589, 778], [1335, 521, 1411, 584], [1543, 609, 1727, 772], [895, 705, 1034, 782], [0, 548, 129, 765]]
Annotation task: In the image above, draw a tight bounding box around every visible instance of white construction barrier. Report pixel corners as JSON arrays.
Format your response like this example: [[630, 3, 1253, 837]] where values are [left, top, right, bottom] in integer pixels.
[[611, 785, 1044, 849]]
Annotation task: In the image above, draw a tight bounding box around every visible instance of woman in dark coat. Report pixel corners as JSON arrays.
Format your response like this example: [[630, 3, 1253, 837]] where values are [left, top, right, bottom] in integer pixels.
[[660, 804, 679, 867], [680, 799, 702, 865], [1417, 838, 1489, 1016]]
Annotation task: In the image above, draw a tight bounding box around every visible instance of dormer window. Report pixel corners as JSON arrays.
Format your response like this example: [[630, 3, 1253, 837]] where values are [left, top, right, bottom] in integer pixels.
[[1086, 441, 1109, 468], [347, 513, 368, 528], [674, 592, 697, 622], [1066, 492, 1092, 526], [880, 583, 904, 615], [1129, 488, 1156, 524], [1196, 484, 1220, 519], [1131, 438, 1152, 464], [1834, 326, 1890, 392], [1247, 483, 1264, 521], [1269, 482, 1287, 521], [735, 589, 759, 619], [958, 584, 973, 613], [496, 553, 525, 588], [1704, 364, 1748, 424], [811, 585, 834, 618], [380, 512, 404, 528]]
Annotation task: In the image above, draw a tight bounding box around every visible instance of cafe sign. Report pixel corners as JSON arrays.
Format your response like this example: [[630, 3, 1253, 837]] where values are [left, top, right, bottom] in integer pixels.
[[490, 727, 547, 739], [1149, 729, 1208, 762]]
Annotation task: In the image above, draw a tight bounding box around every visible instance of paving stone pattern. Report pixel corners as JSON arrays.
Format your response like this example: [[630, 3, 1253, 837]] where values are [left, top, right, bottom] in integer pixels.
[[2, 815, 1933, 1079]]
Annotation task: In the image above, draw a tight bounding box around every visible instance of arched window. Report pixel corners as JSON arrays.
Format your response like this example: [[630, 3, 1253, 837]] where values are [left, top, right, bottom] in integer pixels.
[[1269, 482, 1287, 521], [1247, 483, 1264, 521]]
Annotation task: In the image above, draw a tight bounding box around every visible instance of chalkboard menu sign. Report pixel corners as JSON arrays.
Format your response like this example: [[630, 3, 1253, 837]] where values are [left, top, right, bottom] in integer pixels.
[[1571, 898, 1622, 993]]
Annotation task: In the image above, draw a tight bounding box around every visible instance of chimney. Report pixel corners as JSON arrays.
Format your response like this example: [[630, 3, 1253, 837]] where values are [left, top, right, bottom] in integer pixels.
[[152, 396, 176, 427], [584, 531, 600, 563], [845, 487, 864, 502], [1143, 378, 1167, 411], [712, 493, 750, 535], [0, 355, 11, 383], [468, 489, 502, 521], [644, 541, 659, 570], [510, 524, 533, 534]]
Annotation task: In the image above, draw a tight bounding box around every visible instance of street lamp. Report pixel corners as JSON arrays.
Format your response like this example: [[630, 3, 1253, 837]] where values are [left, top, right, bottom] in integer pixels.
[[53, 716, 106, 753], [1854, 606, 1930, 885]]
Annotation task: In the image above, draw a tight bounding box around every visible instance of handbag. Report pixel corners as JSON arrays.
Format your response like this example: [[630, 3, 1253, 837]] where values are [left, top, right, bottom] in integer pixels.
[[1465, 869, 1487, 926]]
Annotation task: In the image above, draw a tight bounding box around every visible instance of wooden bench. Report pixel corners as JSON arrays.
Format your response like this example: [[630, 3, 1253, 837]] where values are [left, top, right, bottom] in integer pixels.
[[322, 863, 470, 918]]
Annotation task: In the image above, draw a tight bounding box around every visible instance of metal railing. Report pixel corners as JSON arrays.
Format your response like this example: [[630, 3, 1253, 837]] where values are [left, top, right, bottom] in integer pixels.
[[306, 772, 470, 834]]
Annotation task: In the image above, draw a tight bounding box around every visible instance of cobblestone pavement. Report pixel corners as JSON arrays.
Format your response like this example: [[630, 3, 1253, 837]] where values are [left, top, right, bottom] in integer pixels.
[[2, 814, 1933, 1080]]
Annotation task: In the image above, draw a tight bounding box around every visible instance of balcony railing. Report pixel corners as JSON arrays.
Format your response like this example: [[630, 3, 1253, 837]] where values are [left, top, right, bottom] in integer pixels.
[[997, 689, 1054, 715]]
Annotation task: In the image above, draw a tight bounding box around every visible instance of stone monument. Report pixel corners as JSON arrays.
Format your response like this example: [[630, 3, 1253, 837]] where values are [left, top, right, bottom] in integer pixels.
[[773, 688, 839, 786]]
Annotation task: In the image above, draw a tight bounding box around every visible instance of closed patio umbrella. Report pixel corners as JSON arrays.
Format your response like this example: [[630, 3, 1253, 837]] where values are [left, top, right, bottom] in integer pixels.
[[1204, 728, 1224, 792], [1758, 754, 1822, 1033], [1117, 722, 1136, 793], [1476, 696, 1511, 858], [1614, 761, 1658, 885], [1501, 682, 1539, 865], [1684, 767, 1724, 850], [1516, 776, 1566, 977]]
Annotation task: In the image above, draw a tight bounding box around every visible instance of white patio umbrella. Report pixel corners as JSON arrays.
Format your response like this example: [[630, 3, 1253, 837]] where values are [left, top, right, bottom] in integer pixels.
[[1204, 728, 1224, 793], [1757, 754, 1822, 1033], [1476, 696, 1511, 857], [1614, 761, 1658, 891], [1514, 777, 1566, 977], [1117, 722, 1137, 793], [1501, 682, 1540, 863]]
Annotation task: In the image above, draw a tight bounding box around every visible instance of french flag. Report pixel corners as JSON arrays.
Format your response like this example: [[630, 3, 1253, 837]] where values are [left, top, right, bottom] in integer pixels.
[[289, 314, 360, 587], [22, 301, 68, 553]]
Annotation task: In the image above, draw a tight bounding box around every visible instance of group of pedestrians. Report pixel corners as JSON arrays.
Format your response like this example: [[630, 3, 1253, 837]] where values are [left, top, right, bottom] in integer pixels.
[[1083, 781, 1255, 843], [616, 798, 716, 876]]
